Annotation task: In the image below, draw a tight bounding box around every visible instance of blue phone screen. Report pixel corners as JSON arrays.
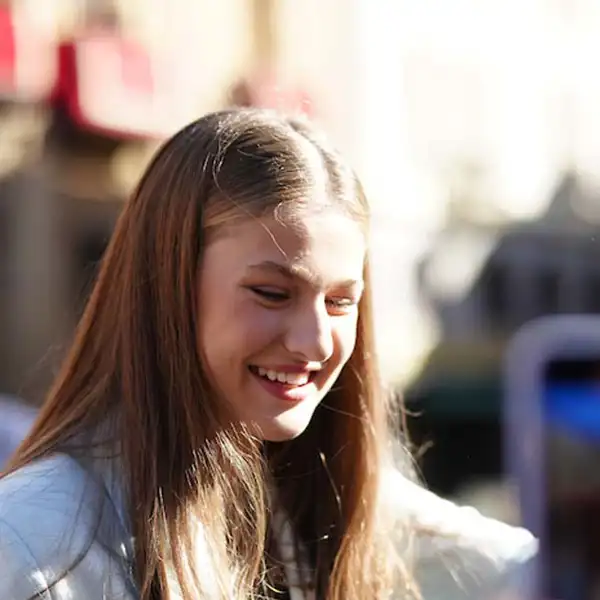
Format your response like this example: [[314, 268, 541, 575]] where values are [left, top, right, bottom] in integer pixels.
[[542, 359, 600, 600]]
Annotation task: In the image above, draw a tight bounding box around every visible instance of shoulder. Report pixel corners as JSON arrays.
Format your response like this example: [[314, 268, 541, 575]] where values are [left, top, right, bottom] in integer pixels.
[[0, 397, 36, 466], [0, 453, 135, 599], [384, 469, 537, 599]]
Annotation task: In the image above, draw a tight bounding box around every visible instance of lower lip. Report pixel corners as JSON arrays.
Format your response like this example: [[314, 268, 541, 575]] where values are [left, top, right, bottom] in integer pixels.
[[250, 371, 315, 403]]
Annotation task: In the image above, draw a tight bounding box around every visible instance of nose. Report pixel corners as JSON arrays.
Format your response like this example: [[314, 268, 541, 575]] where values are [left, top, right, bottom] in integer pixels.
[[283, 300, 334, 363]]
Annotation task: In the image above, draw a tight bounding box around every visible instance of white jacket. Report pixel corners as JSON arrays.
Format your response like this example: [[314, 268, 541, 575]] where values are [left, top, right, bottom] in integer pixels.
[[385, 470, 536, 599], [0, 453, 536, 599]]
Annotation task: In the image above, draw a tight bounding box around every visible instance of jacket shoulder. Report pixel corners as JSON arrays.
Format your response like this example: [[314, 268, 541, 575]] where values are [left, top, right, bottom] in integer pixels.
[[385, 469, 537, 599], [0, 454, 136, 599]]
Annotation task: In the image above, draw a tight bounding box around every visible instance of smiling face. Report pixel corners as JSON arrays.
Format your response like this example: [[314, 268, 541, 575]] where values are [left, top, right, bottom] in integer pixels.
[[197, 210, 366, 441]]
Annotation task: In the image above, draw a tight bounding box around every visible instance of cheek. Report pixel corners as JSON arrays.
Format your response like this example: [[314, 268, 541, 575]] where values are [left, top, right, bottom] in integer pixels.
[[201, 295, 286, 364], [235, 303, 286, 347]]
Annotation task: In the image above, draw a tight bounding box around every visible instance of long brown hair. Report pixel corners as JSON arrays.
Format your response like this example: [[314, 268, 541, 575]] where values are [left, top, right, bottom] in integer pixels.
[[4, 109, 415, 598]]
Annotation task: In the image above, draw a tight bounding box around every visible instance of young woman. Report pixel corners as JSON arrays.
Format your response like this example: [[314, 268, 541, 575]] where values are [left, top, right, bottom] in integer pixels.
[[0, 109, 536, 599]]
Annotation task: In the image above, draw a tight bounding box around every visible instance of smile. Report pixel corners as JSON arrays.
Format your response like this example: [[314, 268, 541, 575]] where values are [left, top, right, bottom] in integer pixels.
[[248, 365, 317, 403]]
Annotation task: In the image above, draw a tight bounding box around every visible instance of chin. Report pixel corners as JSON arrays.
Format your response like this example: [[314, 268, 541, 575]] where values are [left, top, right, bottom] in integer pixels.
[[252, 411, 315, 442]]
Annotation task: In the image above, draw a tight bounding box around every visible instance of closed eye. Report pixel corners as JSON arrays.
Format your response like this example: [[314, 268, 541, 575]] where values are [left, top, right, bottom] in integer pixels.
[[250, 287, 290, 302]]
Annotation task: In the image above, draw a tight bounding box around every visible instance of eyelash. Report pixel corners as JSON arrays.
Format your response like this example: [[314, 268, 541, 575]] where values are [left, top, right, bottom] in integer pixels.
[[250, 288, 358, 310], [251, 288, 289, 302], [327, 297, 357, 309]]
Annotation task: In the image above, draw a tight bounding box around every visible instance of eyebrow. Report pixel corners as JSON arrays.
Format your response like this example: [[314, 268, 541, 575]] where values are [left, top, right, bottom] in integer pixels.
[[247, 260, 363, 289]]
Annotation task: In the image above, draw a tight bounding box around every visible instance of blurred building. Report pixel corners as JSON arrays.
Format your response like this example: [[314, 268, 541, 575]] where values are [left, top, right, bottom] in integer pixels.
[[409, 174, 600, 496]]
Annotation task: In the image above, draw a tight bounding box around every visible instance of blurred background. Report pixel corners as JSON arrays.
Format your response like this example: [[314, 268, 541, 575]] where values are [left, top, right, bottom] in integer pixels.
[[3, 0, 600, 596]]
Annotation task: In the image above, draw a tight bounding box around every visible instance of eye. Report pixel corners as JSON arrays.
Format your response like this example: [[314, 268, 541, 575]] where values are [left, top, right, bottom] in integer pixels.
[[326, 296, 359, 314], [250, 287, 290, 303]]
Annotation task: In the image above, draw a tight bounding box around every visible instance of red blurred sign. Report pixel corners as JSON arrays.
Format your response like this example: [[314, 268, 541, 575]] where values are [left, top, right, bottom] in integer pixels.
[[0, 6, 58, 102], [57, 33, 183, 141], [231, 74, 314, 118]]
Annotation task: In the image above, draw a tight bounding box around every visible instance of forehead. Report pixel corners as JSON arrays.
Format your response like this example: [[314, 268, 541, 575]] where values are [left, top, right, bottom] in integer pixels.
[[203, 211, 366, 286]]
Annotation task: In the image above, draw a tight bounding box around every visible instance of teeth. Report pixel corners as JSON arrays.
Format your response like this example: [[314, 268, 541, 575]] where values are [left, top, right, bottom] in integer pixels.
[[284, 372, 310, 385], [255, 367, 310, 386]]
